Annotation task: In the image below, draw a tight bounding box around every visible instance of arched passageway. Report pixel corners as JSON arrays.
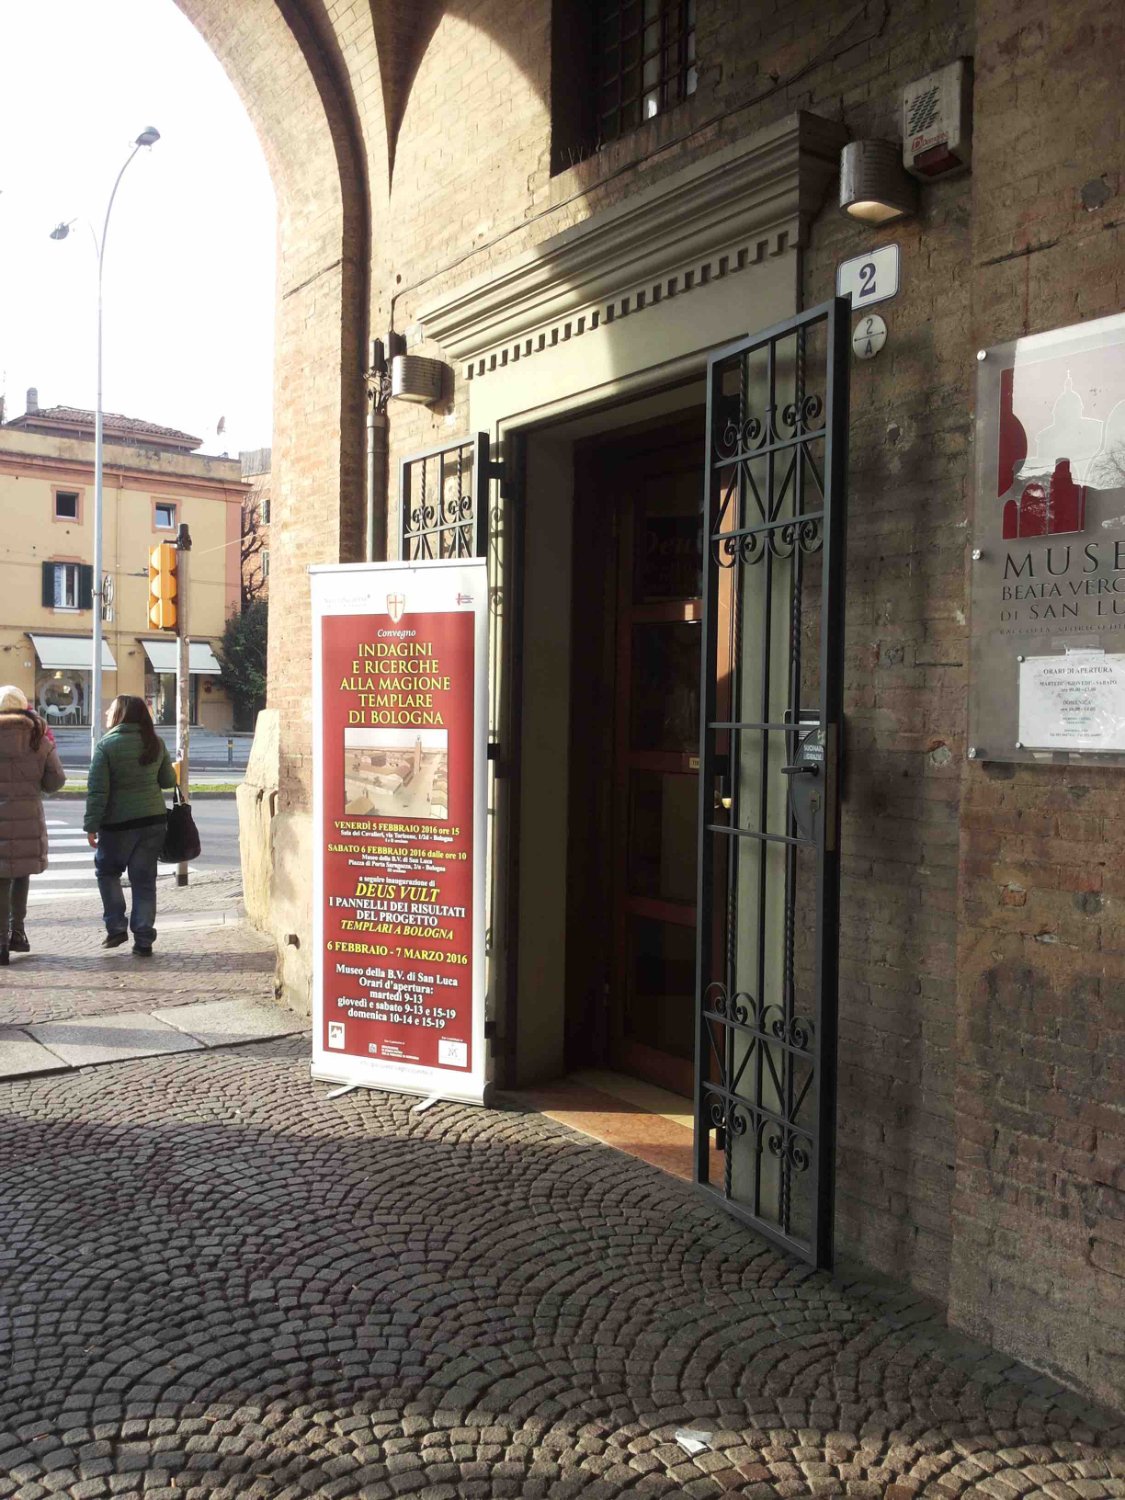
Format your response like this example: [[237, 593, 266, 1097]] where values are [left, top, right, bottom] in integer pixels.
[[174, 0, 377, 992], [166, 0, 1125, 1416]]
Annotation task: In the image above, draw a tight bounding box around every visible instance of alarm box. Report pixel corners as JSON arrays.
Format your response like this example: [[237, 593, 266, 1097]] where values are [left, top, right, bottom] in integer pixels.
[[902, 58, 972, 180]]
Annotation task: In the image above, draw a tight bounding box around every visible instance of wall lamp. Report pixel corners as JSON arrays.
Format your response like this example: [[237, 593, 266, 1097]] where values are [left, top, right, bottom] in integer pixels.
[[370, 333, 450, 408], [391, 354, 449, 406], [839, 139, 918, 225]]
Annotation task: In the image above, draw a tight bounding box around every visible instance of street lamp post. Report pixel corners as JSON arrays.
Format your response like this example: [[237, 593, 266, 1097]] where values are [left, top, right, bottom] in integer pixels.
[[51, 127, 160, 753]]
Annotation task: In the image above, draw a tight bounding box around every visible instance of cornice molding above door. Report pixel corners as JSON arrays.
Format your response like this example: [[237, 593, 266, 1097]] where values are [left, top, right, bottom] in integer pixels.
[[420, 112, 847, 381]]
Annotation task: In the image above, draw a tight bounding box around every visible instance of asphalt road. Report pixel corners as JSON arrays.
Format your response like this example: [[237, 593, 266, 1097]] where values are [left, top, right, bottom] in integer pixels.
[[30, 797, 241, 907], [182, 796, 241, 868], [52, 727, 252, 775]]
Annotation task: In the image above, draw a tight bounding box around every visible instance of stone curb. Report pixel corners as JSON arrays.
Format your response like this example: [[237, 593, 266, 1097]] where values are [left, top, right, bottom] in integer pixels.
[[0, 1000, 306, 1081]]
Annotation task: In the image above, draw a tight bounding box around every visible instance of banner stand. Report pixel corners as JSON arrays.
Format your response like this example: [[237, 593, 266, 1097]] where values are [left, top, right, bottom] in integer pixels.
[[309, 559, 489, 1107]]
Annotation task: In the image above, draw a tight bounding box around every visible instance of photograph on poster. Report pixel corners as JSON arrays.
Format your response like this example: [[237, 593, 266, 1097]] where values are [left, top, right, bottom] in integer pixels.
[[343, 726, 450, 819]]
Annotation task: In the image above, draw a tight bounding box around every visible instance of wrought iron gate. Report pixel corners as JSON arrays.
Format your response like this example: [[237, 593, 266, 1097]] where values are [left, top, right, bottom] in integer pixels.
[[400, 434, 492, 560], [694, 298, 849, 1268], [400, 432, 526, 1084]]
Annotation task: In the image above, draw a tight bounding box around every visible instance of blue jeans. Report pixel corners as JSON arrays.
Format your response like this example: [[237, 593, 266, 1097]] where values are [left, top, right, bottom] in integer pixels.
[[95, 822, 166, 946]]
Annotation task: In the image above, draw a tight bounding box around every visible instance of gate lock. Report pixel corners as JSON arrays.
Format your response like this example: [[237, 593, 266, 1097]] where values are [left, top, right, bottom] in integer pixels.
[[781, 726, 827, 842]]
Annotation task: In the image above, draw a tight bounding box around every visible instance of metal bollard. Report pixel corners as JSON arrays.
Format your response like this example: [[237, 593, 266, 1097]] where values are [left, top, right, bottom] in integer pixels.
[[227, 736, 234, 767]]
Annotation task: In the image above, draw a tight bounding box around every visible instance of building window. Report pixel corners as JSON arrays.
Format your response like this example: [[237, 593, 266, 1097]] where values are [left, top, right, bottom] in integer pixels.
[[261, 497, 270, 525], [55, 564, 79, 609], [145, 671, 198, 726], [54, 491, 79, 521], [42, 561, 93, 612], [552, 0, 697, 171], [36, 673, 89, 726], [599, 0, 697, 140], [154, 501, 177, 530], [261, 548, 270, 579]]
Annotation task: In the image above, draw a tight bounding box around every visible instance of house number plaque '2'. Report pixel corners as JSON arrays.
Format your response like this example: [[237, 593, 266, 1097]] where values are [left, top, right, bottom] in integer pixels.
[[835, 244, 900, 311]]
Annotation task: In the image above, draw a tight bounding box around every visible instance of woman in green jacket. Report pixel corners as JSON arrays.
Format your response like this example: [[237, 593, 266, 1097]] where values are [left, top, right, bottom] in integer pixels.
[[84, 696, 176, 955]]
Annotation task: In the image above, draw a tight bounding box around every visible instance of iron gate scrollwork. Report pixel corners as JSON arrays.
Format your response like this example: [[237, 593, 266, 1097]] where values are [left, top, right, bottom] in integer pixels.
[[400, 434, 490, 560], [694, 297, 849, 1268]]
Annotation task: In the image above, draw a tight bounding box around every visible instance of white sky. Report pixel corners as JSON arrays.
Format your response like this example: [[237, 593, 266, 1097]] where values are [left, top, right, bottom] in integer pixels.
[[0, 0, 275, 457]]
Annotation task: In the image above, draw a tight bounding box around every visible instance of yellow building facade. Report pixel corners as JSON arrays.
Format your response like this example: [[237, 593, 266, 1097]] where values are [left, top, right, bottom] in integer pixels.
[[0, 397, 247, 731]]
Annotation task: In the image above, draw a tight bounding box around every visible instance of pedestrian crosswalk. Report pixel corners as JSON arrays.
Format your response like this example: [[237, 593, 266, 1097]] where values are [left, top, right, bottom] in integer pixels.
[[29, 819, 95, 903], [28, 817, 173, 906]]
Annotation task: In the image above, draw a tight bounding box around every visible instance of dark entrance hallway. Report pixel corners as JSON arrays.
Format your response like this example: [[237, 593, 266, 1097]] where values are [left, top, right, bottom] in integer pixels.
[[566, 414, 705, 1098]]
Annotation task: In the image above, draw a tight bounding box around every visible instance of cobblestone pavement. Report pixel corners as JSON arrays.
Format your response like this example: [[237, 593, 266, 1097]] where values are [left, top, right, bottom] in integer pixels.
[[0, 1036, 1121, 1499], [0, 872, 275, 1029]]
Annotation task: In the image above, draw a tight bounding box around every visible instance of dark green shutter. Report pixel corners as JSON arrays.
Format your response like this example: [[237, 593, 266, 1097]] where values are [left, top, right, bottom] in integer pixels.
[[78, 565, 94, 612], [41, 562, 55, 607]]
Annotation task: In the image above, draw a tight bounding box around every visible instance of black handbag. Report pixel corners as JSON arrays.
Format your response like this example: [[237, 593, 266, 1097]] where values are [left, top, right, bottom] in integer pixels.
[[160, 784, 202, 863]]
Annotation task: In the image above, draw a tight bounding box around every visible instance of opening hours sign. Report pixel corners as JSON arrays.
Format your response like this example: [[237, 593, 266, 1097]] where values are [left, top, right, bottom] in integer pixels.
[[310, 559, 488, 1105]]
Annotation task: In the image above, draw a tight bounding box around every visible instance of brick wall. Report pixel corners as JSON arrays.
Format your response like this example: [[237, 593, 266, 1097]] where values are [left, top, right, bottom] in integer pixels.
[[176, 0, 368, 817], [952, 0, 1125, 1404], [797, 5, 976, 1306]]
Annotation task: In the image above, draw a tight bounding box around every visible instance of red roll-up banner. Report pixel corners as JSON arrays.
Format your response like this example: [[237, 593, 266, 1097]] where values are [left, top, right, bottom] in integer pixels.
[[310, 560, 488, 1104]]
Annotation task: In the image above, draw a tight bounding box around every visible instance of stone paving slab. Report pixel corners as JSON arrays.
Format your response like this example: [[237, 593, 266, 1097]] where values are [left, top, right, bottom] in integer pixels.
[[24, 1011, 205, 1066], [154, 907, 245, 930], [0, 871, 277, 1029], [152, 997, 307, 1046], [0, 1025, 69, 1078]]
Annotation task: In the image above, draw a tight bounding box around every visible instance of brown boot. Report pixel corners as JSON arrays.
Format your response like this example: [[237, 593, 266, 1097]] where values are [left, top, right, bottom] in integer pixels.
[[8, 925, 28, 954]]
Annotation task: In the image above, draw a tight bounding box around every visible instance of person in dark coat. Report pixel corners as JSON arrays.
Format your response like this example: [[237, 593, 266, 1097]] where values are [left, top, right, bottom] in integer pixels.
[[0, 685, 66, 965]]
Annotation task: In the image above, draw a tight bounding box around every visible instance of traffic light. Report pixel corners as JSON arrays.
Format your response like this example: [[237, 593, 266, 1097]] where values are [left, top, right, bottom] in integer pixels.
[[147, 542, 178, 630]]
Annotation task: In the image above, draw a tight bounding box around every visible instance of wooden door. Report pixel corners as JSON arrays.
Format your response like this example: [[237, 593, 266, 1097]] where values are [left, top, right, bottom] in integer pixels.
[[608, 437, 703, 1097]]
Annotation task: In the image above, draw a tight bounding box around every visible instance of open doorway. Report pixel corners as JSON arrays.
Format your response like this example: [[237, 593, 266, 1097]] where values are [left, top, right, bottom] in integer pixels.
[[565, 412, 705, 1098]]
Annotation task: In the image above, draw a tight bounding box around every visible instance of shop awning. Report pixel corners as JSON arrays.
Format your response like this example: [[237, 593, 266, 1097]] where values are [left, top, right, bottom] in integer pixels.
[[30, 634, 117, 671], [140, 639, 223, 676]]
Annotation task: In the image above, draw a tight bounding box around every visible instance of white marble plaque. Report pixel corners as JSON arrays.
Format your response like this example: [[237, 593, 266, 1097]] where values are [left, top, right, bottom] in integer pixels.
[[1018, 652, 1125, 751]]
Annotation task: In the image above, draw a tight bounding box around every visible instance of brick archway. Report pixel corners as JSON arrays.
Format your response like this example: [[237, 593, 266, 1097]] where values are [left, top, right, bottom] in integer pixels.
[[171, 0, 378, 1003], [167, 0, 551, 1010], [173, 0, 373, 810]]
